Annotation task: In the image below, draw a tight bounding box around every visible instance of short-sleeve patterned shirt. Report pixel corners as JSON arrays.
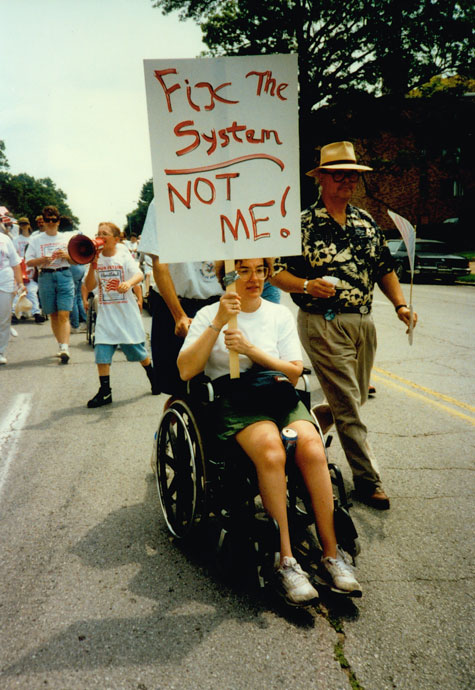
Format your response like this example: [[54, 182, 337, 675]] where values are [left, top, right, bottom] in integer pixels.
[[274, 198, 394, 313]]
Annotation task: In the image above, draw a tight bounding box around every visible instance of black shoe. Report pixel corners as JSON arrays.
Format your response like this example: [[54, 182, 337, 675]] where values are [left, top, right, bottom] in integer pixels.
[[11, 314, 19, 324], [87, 389, 112, 408], [34, 313, 46, 323]]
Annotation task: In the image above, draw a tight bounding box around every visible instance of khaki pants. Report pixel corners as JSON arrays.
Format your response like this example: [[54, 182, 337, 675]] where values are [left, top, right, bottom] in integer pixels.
[[297, 310, 382, 492]]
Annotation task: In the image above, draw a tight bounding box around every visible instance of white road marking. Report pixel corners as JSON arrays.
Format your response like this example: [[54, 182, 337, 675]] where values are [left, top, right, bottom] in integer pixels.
[[0, 393, 32, 500]]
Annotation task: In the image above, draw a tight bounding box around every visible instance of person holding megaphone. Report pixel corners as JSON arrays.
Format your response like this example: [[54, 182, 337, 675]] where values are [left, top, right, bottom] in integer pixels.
[[83, 222, 158, 408]]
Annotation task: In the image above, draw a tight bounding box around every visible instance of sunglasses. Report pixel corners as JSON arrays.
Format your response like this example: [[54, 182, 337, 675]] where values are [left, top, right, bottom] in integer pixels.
[[44, 217, 59, 223], [321, 170, 360, 183]]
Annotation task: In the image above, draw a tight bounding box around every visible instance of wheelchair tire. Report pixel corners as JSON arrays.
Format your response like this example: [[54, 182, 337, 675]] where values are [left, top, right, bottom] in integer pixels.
[[155, 400, 207, 539], [86, 293, 96, 347]]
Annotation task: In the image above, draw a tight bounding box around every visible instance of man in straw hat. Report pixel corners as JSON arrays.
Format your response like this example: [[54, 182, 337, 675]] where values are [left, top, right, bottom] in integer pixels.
[[272, 141, 417, 509]]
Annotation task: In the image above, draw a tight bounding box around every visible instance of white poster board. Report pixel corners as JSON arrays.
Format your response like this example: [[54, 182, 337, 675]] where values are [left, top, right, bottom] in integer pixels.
[[143, 54, 301, 263]]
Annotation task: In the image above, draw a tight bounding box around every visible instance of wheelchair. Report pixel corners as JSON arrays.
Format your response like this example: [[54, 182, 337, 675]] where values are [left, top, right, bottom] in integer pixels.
[[152, 372, 360, 595], [86, 292, 97, 347]]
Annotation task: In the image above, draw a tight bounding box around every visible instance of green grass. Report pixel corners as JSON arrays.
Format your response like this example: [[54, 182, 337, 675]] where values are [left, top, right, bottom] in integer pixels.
[[457, 273, 475, 284], [457, 250, 475, 260]]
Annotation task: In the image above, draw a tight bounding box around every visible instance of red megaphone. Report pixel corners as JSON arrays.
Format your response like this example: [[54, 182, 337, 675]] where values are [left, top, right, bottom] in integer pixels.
[[68, 235, 105, 264]]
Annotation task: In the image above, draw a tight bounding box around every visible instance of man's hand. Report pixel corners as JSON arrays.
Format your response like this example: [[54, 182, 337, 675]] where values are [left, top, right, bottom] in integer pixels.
[[306, 278, 336, 299], [397, 306, 418, 332], [174, 315, 192, 338]]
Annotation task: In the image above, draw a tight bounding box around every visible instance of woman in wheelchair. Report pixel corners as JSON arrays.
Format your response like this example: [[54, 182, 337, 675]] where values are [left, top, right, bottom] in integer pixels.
[[177, 258, 361, 606]]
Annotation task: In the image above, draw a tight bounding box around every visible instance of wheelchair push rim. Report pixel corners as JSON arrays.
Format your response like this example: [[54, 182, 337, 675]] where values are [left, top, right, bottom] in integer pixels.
[[155, 400, 207, 539]]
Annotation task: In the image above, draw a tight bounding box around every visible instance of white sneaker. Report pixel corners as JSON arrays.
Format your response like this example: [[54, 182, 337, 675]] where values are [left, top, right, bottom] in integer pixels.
[[322, 548, 362, 596], [0, 354, 7, 365], [10, 327, 18, 337], [59, 345, 70, 364], [276, 557, 319, 606]]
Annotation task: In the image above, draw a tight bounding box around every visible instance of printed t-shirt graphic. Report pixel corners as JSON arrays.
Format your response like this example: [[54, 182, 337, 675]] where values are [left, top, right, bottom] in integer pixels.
[[97, 265, 127, 304]]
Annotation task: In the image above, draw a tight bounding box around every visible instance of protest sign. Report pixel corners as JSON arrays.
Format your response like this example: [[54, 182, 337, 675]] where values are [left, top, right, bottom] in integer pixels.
[[143, 54, 301, 264], [388, 209, 416, 344]]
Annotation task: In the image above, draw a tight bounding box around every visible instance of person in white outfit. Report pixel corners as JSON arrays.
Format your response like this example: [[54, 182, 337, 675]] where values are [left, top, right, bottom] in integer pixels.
[[0, 230, 25, 364]]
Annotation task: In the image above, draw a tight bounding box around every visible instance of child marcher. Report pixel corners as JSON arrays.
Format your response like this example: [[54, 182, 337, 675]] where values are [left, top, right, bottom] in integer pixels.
[[84, 222, 158, 407]]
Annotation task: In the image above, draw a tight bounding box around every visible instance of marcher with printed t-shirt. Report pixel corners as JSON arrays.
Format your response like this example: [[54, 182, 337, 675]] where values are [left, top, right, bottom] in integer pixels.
[[25, 205, 74, 363], [0, 232, 25, 364], [138, 197, 223, 397], [84, 222, 158, 408]]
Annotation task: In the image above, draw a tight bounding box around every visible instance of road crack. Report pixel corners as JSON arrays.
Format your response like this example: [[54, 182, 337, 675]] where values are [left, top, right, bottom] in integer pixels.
[[319, 605, 365, 690]]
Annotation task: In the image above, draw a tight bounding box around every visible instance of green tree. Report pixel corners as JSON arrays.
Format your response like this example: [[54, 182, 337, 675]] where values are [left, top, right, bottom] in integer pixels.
[[125, 179, 154, 236], [0, 140, 9, 171], [152, 0, 474, 108], [0, 170, 78, 225]]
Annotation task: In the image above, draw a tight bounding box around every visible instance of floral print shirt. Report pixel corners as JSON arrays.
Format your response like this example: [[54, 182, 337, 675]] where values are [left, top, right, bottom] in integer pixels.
[[274, 198, 394, 313]]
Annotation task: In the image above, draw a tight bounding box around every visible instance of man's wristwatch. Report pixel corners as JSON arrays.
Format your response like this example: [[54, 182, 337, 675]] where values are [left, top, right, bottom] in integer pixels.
[[303, 279, 309, 294], [395, 304, 408, 313]]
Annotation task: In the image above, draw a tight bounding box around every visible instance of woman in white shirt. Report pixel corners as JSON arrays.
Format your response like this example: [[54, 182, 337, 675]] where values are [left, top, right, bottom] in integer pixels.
[[178, 258, 361, 606], [0, 230, 24, 364]]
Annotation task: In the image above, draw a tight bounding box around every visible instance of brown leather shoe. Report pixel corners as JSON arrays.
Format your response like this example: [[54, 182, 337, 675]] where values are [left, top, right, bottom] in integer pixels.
[[356, 489, 390, 510]]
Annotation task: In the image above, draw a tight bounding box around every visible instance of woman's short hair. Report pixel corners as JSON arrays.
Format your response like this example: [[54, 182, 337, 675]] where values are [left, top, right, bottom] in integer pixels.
[[214, 258, 274, 289], [42, 205, 60, 218], [98, 222, 121, 238]]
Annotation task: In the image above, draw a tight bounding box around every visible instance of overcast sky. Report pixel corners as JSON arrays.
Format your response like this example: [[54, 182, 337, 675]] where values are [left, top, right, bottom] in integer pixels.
[[1, 0, 205, 234]]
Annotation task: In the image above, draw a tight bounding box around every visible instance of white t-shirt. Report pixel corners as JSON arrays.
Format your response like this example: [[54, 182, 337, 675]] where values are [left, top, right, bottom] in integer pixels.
[[14, 234, 35, 281], [25, 231, 74, 269], [183, 298, 303, 381], [0, 234, 21, 292], [138, 198, 222, 299], [94, 250, 145, 345], [13, 234, 29, 257]]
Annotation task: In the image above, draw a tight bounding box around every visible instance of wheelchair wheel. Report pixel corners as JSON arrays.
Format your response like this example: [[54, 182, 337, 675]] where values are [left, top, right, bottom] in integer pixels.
[[155, 400, 207, 539], [86, 293, 96, 347]]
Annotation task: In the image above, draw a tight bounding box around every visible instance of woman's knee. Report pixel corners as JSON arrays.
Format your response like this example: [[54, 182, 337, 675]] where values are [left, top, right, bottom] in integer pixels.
[[57, 310, 70, 322], [255, 440, 286, 473], [296, 434, 327, 470]]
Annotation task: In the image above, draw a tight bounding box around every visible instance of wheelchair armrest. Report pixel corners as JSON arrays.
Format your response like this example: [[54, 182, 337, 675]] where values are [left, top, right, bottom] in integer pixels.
[[186, 374, 216, 403], [297, 371, 311, 393]]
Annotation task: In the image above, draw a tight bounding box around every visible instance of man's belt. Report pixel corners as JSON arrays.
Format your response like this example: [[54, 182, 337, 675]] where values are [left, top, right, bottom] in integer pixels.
[[41, 266, 71, 273], [305, 303, 372, 318]]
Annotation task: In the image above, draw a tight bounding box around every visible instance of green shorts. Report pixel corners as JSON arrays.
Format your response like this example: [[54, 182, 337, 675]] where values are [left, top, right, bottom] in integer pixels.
[[216, 398, 316, 441]]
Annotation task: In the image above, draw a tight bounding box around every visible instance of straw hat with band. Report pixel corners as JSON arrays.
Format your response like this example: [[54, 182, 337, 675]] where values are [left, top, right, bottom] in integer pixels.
[[306, 141, 373, 177]]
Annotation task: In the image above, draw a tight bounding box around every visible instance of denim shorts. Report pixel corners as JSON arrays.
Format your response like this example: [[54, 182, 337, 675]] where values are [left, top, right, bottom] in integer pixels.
[[38, 269, 74, 314], [94, 342, 148, 364]]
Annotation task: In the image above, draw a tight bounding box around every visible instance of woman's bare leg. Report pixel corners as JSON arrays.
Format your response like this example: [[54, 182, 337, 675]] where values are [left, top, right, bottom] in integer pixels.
[[287, 420, 337, 559], [235, 420, 292, 562]]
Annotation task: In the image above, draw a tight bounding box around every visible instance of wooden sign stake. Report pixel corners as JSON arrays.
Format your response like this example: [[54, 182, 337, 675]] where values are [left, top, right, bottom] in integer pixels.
[[224, 259, 240, 379]]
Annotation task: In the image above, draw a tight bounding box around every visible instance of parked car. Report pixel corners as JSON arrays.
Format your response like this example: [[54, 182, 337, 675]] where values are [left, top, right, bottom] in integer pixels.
[[387, 239, 471, 283]]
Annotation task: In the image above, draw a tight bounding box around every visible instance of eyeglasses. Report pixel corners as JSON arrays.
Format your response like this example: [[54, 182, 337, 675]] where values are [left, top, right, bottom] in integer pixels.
[[321, 170, 360, 183], [44, 217, 59, 223], [236, 266, 269, 280]]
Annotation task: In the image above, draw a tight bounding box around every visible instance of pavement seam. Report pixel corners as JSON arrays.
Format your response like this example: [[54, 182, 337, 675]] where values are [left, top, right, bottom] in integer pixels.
[[319, 606, 365, 690]]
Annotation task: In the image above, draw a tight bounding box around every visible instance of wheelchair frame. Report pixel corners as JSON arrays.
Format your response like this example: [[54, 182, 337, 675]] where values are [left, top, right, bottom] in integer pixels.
[[86, 292, 97, 347], [153, 374, 359, 591]]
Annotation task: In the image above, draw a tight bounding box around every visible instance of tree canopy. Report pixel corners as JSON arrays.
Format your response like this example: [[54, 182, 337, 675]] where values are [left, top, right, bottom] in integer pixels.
[[124, 179, 154, 236], [0, 141, 78, 225], [152, 0, 474, 109]]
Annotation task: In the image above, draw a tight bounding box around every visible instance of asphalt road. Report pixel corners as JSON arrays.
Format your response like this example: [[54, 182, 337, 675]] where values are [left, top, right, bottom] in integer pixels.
[[0, 282, 474, 690]]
